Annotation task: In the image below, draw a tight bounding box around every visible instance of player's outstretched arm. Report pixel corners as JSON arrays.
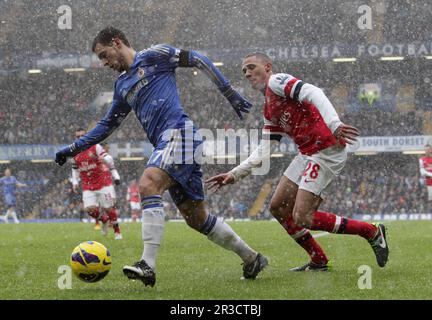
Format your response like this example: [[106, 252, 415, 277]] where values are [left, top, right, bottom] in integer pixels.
[[55, 101, 130, 166], [206, 136, 275, 192], [179, 49, 252, 120]]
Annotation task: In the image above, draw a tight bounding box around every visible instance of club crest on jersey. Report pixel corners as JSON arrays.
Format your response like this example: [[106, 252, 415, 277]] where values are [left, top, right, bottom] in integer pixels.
[[137, 67, 146, 79], [276, 75, 290, 85]]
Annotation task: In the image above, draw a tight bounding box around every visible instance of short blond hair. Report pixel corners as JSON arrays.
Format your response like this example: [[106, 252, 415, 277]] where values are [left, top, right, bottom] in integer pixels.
[[243, 52, 273, 64]]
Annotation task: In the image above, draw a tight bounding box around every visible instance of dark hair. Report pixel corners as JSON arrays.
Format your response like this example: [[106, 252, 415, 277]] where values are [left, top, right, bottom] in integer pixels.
[[92, 26, 131, 52], [75, 127, 86, 132], [243, 52, 273, 64]]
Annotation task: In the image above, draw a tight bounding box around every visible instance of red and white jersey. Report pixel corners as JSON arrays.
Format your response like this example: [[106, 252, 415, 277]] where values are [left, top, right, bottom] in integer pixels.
[[71, 144, 113, 191], [262, 73, 343, 155], [419, 156, 432, 186], [127, 184, 140, 203]]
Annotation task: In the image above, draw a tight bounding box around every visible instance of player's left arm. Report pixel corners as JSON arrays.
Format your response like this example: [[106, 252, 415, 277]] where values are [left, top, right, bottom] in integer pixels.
[[149, 44, 251, 119], [297, 82, 360, 144], [97, 144, 121, 185], [270, 74, 359, 144]]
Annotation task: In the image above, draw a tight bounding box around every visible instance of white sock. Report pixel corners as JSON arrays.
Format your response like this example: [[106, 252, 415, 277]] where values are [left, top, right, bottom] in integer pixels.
[[140, 196, 166, 271], [203, 215, 257, 264], [4, 209, 12, 223], [10, 210, 19, 223]]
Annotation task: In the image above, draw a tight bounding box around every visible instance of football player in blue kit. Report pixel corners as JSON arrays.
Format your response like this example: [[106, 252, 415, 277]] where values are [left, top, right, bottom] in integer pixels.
[[55, 27, 268, 286], [0, 168, 27, 224]]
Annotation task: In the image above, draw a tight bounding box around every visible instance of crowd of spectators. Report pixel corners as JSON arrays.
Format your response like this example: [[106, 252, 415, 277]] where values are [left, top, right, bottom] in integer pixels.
[[1, 154, 431, 221], [0, 65, 431, 146]]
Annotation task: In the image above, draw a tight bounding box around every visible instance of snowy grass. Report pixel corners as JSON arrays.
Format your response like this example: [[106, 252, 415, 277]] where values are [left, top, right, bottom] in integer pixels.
[[0, 220, 431, 299]]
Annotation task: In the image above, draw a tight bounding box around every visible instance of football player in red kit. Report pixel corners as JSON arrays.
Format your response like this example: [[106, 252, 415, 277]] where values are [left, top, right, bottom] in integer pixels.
[[419, 144, 432, 203], [71, 128, 122, 240], [207, 52, 389, 271], [127, 179, 141, 222]]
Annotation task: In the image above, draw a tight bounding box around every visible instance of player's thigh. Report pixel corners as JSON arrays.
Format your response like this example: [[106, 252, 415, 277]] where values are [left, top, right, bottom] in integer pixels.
[[293, 159, 336, 226], [82, 190, 98, 210], [269, 176, 299, 220], [98, 185, 116, 209], [139, 166, 176, 197], [283, 153, 309, 187], [176, 199, 208, 230]]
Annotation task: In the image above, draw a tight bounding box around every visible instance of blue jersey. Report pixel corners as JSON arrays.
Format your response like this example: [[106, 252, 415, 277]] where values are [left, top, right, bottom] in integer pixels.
[[82, 44, 199, 148], [69, 44, 234, 205], [115, 45, 191, 146], [0, 176, 18, 197], [73, 44, 232, 151]]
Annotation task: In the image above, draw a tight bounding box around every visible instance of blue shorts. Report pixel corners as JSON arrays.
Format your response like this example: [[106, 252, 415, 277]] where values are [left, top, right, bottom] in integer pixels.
[[4, 194, 16, 208], [146, 126, 205, 205]]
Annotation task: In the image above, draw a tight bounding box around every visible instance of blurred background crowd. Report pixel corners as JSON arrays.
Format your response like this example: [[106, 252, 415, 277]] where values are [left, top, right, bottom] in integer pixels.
[[0, 153, 430, 220], [1, 0, 432, 220]]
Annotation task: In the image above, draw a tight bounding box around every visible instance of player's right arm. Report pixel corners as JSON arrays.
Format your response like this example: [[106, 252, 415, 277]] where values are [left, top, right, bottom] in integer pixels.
[[419, 158, 432, 177], [55, 92, 131, 166]]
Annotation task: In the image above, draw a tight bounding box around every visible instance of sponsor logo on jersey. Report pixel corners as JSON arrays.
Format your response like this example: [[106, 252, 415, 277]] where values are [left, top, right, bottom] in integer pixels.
[[279, 110, 291, 128], [126, 77, 149, 106], [77, 163, 98, 172]]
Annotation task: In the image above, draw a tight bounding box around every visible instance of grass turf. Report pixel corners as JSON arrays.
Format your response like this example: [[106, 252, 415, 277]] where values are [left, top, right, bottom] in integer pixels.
[[0, 220, 430, 300]]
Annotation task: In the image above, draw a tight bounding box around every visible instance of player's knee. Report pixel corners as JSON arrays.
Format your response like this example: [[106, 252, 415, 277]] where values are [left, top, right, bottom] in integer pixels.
[[139, 174, 161, 197], [293, 211, 312, 228], [86, 206, 97, 213], [86, 206, 99, 218]]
